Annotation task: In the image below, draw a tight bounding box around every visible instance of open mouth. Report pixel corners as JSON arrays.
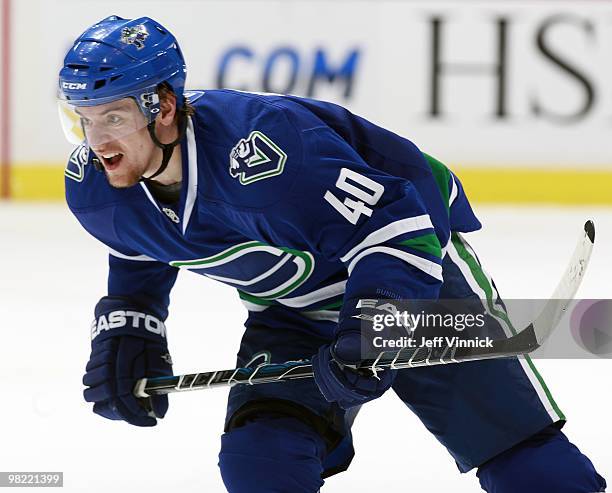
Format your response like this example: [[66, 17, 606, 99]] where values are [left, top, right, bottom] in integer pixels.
[[100, 152, 124, 171]]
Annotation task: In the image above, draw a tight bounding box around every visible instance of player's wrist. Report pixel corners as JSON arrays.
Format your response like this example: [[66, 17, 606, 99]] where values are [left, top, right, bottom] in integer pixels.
[[91, 295, 168, 345]]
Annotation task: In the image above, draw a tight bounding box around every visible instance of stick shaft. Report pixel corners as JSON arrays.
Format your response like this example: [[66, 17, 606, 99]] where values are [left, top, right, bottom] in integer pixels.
[[135, 221, 594, 398]]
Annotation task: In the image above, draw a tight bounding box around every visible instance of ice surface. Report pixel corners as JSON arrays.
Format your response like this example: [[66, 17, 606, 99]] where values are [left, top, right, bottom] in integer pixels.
[[0, 203, 610, 492]]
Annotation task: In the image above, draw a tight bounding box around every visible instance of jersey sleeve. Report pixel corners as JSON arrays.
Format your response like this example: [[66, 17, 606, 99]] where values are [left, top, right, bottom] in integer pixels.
[[106, 250, 178, 321], [278, 124, 444, 308], [67, 195, 178, 321]]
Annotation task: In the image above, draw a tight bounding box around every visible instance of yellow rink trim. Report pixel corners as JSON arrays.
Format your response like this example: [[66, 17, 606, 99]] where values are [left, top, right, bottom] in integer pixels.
[[4, 163, 66, 201], [2, 163, 612, 204], [456, 167, 612, 205]]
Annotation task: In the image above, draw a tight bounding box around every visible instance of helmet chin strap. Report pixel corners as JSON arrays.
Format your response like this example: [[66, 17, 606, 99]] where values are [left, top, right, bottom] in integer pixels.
[[140, 109, 188, 183]]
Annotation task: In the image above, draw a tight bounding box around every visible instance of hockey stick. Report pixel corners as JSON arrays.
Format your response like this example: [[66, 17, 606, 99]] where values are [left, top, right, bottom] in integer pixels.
[[134, 221, 595, 398]]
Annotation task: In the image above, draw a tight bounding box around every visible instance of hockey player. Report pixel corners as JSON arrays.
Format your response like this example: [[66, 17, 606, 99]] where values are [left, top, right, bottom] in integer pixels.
[[59, 16, 606, 492]]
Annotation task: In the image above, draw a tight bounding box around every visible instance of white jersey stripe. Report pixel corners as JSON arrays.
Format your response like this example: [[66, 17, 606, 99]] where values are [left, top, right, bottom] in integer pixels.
[[139, 181, 161, 212], [347, 246, 443, 280], [441, 236, 451, 260], [301, 310, 341, 323], [340, 215, 433, 263], [244, 255, 310, 298], [239, 299, 269, 312], [449, 174, 458, 207], [182, 117, 198, 234], [109, 248, 156, 262], [277, 280, 347, 308]]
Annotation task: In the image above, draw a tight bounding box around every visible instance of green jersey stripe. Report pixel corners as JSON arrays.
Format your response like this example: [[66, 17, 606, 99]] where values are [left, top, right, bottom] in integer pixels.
[[450, 233, 565, 421], [397, 232, 442, 259], [238, 291, 275, 306], [423, 153, 451, 214]]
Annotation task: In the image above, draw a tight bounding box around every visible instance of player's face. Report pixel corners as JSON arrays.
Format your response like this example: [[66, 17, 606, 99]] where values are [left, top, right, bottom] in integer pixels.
[[76, 99, 159, 188]]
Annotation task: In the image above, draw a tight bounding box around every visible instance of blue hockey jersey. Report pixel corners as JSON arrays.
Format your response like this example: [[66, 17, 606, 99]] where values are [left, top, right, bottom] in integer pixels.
[[65, 89, 481, 335]]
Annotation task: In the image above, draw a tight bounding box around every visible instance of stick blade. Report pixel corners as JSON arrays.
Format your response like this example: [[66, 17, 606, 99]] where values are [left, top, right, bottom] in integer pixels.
[[532, 220, 595, 345]]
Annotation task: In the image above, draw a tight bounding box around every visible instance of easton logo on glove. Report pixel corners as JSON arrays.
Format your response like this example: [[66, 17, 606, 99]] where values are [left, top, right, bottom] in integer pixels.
[[91, 310, 167, 340]]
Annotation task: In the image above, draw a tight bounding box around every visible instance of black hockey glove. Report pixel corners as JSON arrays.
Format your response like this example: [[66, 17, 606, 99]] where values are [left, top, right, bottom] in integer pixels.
[[82, 296, 173, 427], [312, 300, 398, 409]]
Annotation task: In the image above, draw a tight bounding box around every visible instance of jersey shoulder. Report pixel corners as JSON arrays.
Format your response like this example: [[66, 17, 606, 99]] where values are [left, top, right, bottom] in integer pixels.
[[189, 90, 320, 211], [64, 143, 148, 253], [190, 89, 322, 139]]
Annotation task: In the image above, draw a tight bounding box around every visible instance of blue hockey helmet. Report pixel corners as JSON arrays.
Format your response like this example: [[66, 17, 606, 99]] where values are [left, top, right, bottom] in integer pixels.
[[58, 15, 187, 145]]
